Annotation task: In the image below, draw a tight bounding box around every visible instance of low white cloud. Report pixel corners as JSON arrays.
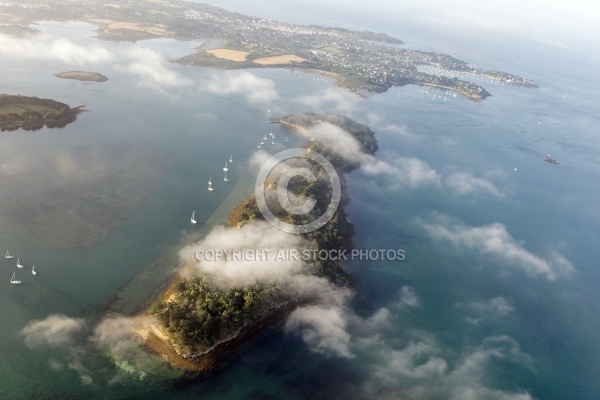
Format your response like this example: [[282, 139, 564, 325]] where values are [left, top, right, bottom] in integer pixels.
[[445, 171, 503, 197], [378, 123, 421, 140], [200, 71, 279, 106], [416, 213, 574, 280], [120, 46, 191, 91], [49, 359, 64, 371], [463, 297, 514, 317], [365, 331, 534, 400], [91, 316, 159, 380], [179, 218, 356, 314], [307, 122, 367, 163], [91, 317, 138, 358], [485, 169, 507, 179], [363, 156, 442, 190], [459, 297, 514, 325], [395, 285, 421, 309], [300, 122, 441, 191], [0, 32, 190, 95], [363, 307, 393, 330], [296, 87, 363, 113], [20, 314, 161, 385], [20, 314, 93, 385], [365, 113, 421, 140], [372, 336, 448, 381], [285, 304, 354, 358], [180, 220, 358, 357], [290, 274, 354, 306], [180, 221, 307, 288], [281, 279, 535, 399], [363, 158, 502, 197], [282, 120, 500, 197], [0, 33, 114, 64], [248, 148, 277, 172], [21, 314, 86, 348], [67, 357, 94, 386], [300, 122, 501, 197]]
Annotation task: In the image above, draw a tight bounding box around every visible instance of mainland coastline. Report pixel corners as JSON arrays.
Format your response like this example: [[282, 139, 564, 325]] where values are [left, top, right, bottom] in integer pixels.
[[1, 0, 537, 100]]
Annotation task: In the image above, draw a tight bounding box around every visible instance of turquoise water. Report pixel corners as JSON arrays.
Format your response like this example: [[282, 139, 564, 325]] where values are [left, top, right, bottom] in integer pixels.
[[1, 13, 599, 400]]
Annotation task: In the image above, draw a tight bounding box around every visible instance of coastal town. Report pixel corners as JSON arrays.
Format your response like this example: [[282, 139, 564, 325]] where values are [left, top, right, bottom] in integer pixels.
[[2, 0, 537, 99]]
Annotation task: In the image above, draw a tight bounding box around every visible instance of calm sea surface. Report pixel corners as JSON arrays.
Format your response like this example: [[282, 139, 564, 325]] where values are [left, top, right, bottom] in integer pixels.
[[0, 12, 599, 400]]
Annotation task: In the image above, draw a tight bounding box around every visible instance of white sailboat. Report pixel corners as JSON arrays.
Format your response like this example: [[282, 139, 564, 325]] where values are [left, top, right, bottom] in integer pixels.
[[271, 137, 275, 145], [223, 161, 229, 172], [257, 143, 262, 149], [229, 155, 233, 163], [16, 258, 23, 268], [5, 250, 13, 259], [32, 265, 36, 275], [190, 211, 197, 224], [10, 271, 21, 285], [224, 172, 229, 182], [208, 177, 214, 191], [285, 134, 290, 143], [263, 133, 268, 141]]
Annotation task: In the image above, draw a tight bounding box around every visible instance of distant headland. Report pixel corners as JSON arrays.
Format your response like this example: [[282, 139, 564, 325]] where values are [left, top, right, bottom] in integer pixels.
[[54, 71, 108, 82]]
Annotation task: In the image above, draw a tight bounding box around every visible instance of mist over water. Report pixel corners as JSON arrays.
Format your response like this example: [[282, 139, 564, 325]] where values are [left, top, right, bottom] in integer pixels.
[[1, 5, 599, 399]]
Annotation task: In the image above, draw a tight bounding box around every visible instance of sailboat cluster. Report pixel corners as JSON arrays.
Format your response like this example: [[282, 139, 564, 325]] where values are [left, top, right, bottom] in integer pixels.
[[5, 250, 36, 285], [190, 123, 292, 225], [256, 129, 289, 149], [191, 155, 234, 225], [208, 156, 233, 193]]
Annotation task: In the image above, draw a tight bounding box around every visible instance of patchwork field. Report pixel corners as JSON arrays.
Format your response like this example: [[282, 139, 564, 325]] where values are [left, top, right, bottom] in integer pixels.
[[206, 48, 250, 62], [105, 21, 171, 35]]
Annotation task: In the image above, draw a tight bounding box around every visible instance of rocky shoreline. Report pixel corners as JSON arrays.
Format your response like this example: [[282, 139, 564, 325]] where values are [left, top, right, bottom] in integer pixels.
[[137, 301, 300, 372]]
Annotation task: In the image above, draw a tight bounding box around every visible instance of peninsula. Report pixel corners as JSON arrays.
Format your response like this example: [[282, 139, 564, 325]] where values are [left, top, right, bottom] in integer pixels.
[[2, 0, 537, 100], [0, 93, 85, 131], [54, 71, 108, 82], [137, 113, 377, 371]]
